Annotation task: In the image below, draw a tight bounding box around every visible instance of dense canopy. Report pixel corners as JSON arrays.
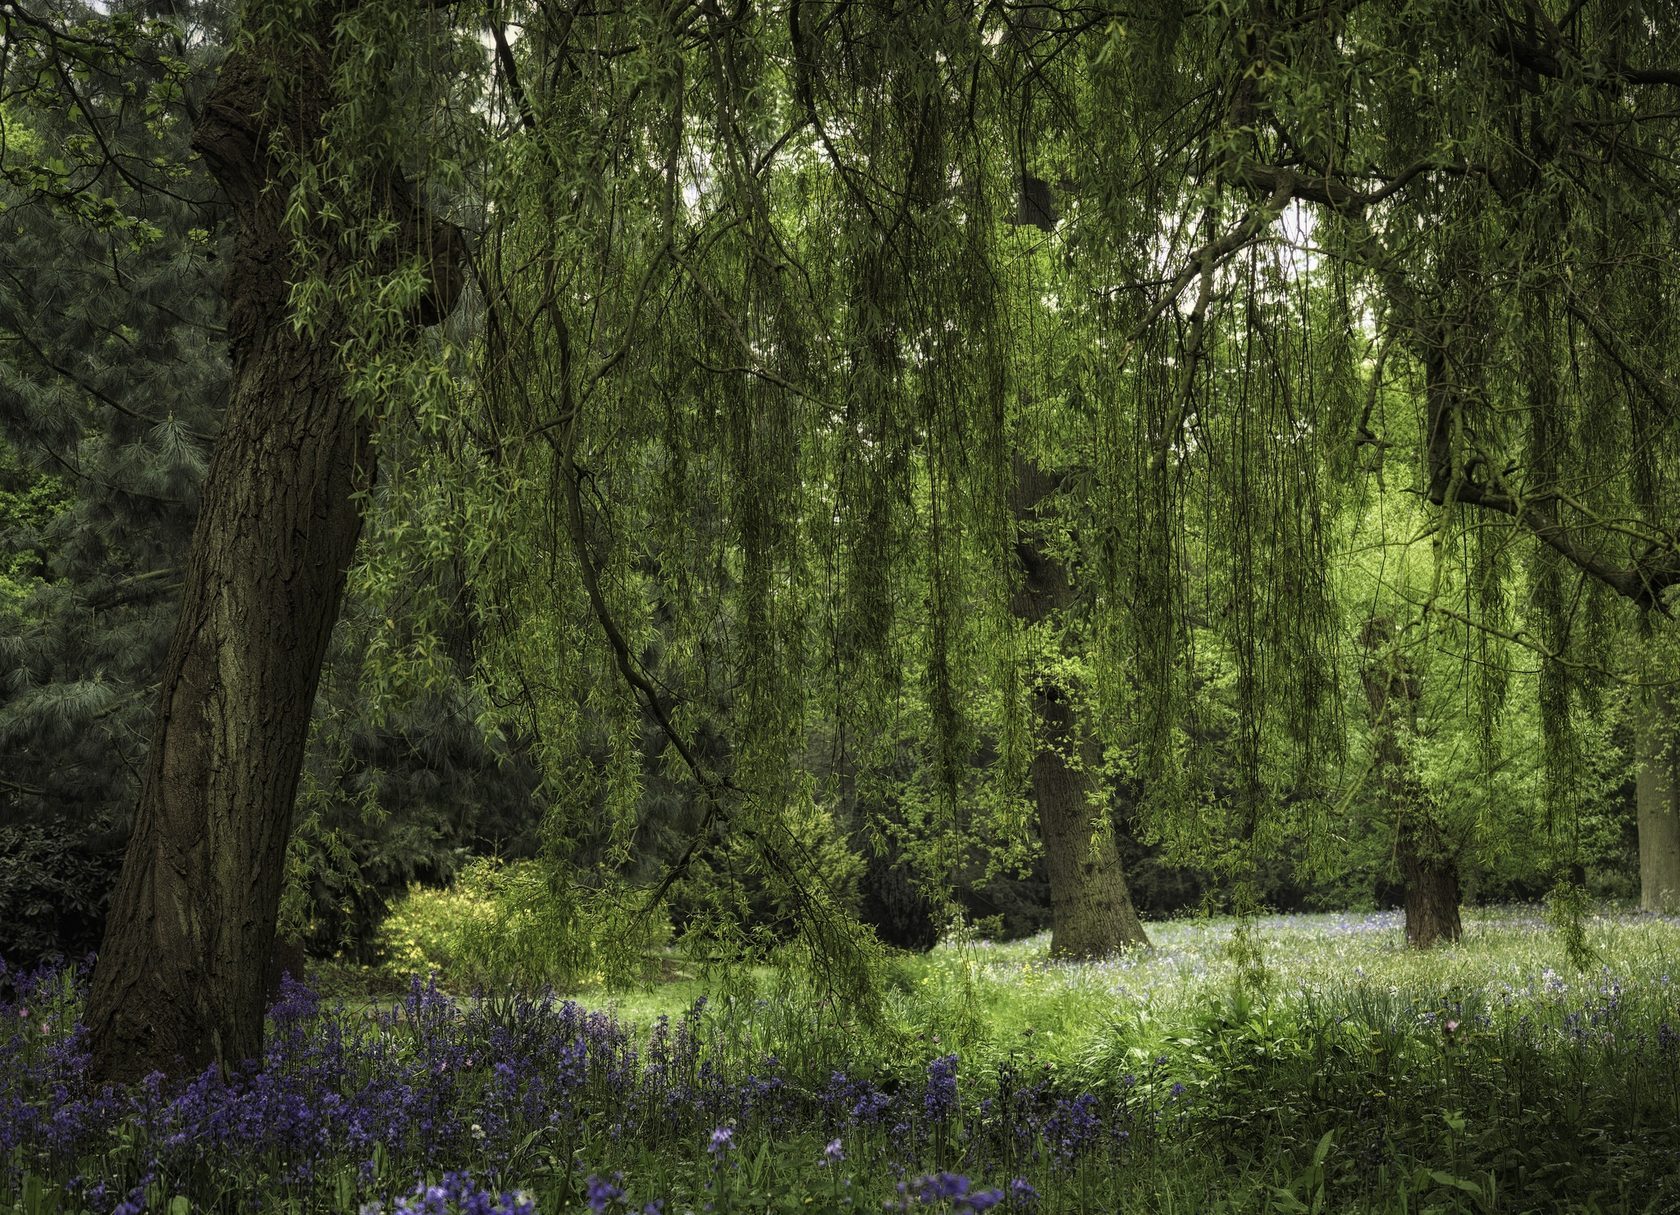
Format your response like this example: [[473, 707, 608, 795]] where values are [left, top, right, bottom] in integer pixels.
[[1, 0, 1677, 1086]]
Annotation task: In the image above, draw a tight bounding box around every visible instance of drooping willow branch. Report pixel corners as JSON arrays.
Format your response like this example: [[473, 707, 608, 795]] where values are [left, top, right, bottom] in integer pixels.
[[486, 5, 861, 933], [524, 264, 741, 914], [1139, 176, 1294, 478], [1234, 153, 1680, 615]]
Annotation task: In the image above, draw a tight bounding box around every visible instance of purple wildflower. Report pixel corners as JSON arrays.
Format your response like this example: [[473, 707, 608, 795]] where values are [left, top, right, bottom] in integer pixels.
[[924, 1054, 959, 1123], [910, 1173, 1004, 1211], [585, 1173, 624, 1214]]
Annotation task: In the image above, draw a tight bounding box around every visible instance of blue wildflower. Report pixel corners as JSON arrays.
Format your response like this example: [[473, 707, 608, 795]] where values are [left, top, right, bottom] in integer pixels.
[[919, 1172, 971, 1202], [924, 1054, 959, 1122], [1045, 1093, 1100, 1164], [907, 1173, 1004, 1211], [585, 1173, 624, 1213]]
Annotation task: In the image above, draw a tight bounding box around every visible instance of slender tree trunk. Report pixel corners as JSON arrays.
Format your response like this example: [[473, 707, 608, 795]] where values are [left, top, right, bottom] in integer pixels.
[[1012, 457, 1148, 958], [85, 18, 463, 1084], [1360, 617, 1461, 949], [1634, 684, 1680, 915]]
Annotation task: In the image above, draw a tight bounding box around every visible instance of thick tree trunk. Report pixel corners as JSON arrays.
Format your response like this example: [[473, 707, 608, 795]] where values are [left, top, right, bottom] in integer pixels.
[[86, 19, 463, 1084], [1634, 684, 1680, 915], [1360, 617, 1461, 949], [1012, 457, 1149, 958], [1030, 682, 1149, 957], [1398, 818, 1462, 948]]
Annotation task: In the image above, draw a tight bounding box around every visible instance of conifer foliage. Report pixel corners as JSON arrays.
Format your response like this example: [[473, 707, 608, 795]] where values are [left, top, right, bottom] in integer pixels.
[[0, 0, 226, 963]]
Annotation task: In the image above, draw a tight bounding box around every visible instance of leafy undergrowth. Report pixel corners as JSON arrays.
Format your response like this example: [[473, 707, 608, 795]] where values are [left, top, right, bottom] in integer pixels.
[[3, 908, 1678, 1214]]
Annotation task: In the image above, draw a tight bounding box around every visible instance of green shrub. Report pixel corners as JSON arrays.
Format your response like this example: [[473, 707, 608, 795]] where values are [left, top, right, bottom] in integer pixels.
[[379, 857, 667, 990]]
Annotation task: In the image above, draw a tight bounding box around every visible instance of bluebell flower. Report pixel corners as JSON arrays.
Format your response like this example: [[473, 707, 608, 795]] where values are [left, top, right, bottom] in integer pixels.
[[907, 1173, 1004, 1211], [384, 1173, 534, 1215], [1044, 1093, 1099, 1164], [924, 1054, 959, 1123], [585, 1173, 624, 1213], [918, 1172, 971, 1202]]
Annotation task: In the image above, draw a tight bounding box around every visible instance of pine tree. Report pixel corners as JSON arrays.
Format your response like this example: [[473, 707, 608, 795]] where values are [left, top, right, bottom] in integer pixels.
[[0, 0, 226, 962]]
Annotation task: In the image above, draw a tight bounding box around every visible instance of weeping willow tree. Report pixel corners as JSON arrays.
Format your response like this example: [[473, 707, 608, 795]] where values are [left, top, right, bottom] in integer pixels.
[[461, 0, 1680, 948], [468, 0, 1027, 980], [462, 0, 1352, 965], [1193, 0, 1680, 914], [1045, 0, 1680, 919]]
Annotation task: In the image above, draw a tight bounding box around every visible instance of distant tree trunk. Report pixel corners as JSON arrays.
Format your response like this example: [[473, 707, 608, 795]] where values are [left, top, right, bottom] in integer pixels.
[[1029, 681, 1149, 957], [85, 17, 464, 1084], [1634, 683, 1680, 915], [1397, 816, 1462, 949], [1012, 457, 1148, 959], [1359, 617, 1461, 949]]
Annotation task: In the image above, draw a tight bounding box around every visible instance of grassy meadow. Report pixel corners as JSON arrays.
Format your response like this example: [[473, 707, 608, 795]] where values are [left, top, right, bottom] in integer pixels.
[[5, 904, 1679, 1214]]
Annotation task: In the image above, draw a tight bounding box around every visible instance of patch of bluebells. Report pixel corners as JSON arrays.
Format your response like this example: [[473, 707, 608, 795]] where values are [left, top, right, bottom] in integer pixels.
[[368, 1172, 535, 1215], [4, 947, 1679, 1213], [1043, 1094, 1100, 1167], [885, 1173, 1005, 1213], [733, 1055, 792, 1130], [0, 959, 1163, 1211], [1, 966, 649, 1207], [584, 1173, 624, 1213], [822, 1069, 895, 1127], [971, 1057, 1154, 1176]]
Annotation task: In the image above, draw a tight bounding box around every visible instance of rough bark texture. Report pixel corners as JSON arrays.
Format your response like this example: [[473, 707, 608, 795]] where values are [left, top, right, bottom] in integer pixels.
[[86, 17, 464, 1084], [1360, 618, 1461, 949], [1012, 457, 1149, 959], [1397, 817, 1463, 949], [1634, 684, 1680, 915]]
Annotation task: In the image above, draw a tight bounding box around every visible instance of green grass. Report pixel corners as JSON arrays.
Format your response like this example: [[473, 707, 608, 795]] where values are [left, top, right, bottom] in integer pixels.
[[880, 906, 1680, 1066], [257, 898, 1680, 1213], [357, 889, 1680, 1085], [367, 894, 1679, 1065]]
